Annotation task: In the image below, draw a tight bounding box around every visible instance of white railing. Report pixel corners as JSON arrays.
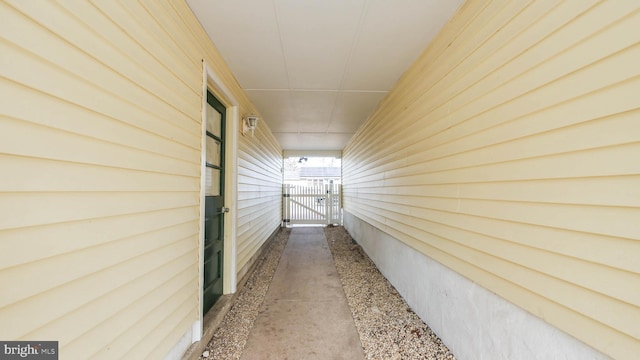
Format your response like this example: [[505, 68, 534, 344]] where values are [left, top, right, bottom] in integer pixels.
[[283, 184, 342, 225]]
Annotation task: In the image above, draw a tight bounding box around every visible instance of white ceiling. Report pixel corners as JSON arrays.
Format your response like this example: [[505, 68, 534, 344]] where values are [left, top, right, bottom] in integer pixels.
[[187, 0, 463, 151]]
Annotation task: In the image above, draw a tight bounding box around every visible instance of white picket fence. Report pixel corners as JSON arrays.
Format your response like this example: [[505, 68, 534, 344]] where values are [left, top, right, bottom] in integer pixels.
[[283, 184, 342, 225]]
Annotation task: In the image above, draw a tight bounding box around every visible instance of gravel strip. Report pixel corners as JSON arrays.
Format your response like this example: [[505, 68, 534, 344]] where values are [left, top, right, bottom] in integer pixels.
[[199, 228, 290, 360], [198, 226, 453, 359], [324, 226, 455, 360]]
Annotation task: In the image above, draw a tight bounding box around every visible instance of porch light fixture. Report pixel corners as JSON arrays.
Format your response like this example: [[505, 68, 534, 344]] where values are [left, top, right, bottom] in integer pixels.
[[242, 115, 259, 137]]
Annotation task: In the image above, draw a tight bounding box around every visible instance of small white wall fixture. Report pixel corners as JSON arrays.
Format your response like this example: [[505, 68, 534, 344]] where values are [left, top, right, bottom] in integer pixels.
[[242, 115, 259, 137]]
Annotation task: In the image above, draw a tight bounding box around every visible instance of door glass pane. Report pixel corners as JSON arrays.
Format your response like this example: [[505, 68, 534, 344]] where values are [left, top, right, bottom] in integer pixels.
[[206, 137, 221, 166], [205, 167, 220, 196], [206, 105, 222, 138]]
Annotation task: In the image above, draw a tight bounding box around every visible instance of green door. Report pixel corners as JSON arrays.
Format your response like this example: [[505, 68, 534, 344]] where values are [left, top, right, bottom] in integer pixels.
[[203, 90, 226, 314]]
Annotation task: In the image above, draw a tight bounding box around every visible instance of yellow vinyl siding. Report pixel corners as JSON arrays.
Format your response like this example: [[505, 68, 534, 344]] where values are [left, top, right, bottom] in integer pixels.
[[342, 1, 640, 359], [236, 126, 284, 273], [0, 0, 281, 358]]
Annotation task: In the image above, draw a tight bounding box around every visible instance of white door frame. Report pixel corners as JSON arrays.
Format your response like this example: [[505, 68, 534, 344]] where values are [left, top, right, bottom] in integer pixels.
[[194, 60, 239, 341]]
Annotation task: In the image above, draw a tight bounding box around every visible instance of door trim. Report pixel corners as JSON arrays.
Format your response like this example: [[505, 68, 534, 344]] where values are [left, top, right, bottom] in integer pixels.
[[195, 60, 239, 341]]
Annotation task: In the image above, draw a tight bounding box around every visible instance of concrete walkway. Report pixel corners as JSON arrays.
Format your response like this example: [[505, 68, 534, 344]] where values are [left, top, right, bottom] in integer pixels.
[[241, 227, 365, 359]]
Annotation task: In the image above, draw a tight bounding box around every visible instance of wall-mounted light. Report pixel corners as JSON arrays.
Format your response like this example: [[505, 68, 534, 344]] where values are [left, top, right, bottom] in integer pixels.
[[242, 115, 259, 137]]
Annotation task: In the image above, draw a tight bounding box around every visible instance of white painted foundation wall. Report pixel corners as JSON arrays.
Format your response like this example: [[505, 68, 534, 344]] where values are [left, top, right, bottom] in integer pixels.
[[344, 211, 608, 360], [163, 324, 194, 360]]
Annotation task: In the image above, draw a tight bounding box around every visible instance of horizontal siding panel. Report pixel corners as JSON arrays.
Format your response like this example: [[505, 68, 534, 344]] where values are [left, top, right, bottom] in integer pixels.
[[347, 1, 599, 162], [349, 175, 640, 207], [0, 241, 195, 340], [347, 76, 640, 176], [416, 96, 640, 172], [237, 204, 281, 224], [0, 43, 200, 149], [237, 183, 262, 193], [377, 0, 518, 119], [238, 154, 281, 175], [0, 207, 197, 269], [237, 189, 280, 202], [9, 0, 201, 103], [349, 197, 640, 306], [457, 198, 640, 239], [235, 115, 283, 279], [349, 48, 640, 171], [87, 1, 202, 100], [380, 143, 640, 185], [347, 4, 639, 167], [2, 81, 200, 161], [237, 183, 280, 195], [237, 222, 280, 272], [433, 211, 640, 274], [27, 262, 196, 356], [238, 191, 281, 202], [0, 155, 199, 193], [352, 192, 640, 239], [343, 1, 640, 358], [127, 294, 197, 360], [237, 199, 280, 216], [236, 214, 281, 271], [0, 192, 198, 230], [237, 169, 282, 186], [237, 210, 279, 248], [0, 221, 197, 308], [89, 278, 197, 360], [139, 0, 203, 64], [238, 158, 282, 178], [237, 196, 281, 219], [435, 3, 640, 124], [242, 183, 280, 199], [237, 181, 281, 193], [150, 307, 198, 359], [118, 0, 200, 69], [356, 111, 640, 181], [2, 2, 200, 132], [0, 118, 200, 177], [350, 197, 640, 273], [424, 1, 586, 114], [423, 45, 640, 155], [238, 145, 283, 171]]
